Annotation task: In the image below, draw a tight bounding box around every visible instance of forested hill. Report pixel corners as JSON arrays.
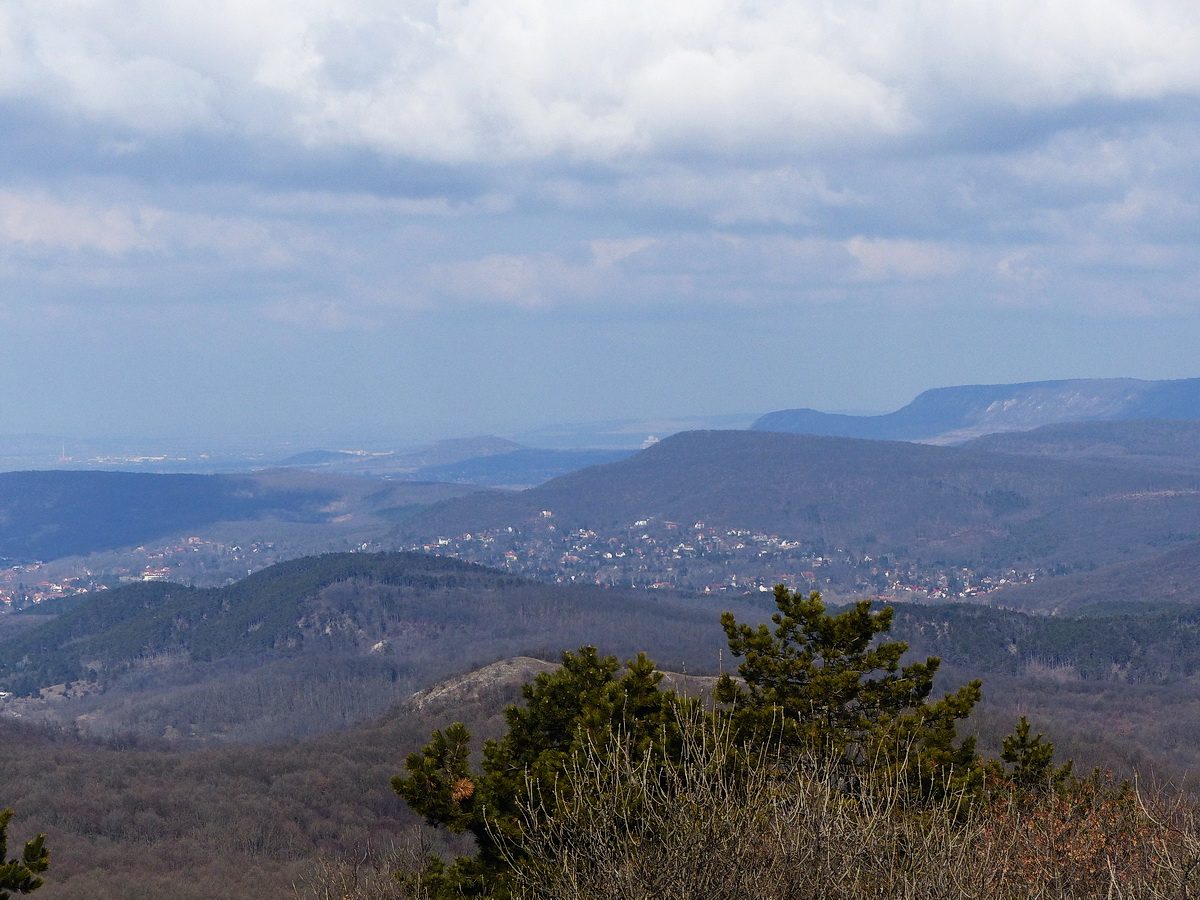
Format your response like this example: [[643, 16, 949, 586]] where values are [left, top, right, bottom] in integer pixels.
[[964, 418, 1200, 474], [752, 377, 1200, 443], [397, 429, 1200, 574], [9, 546, 1200, 761], [0, 553, 515, 693], [983, 540, 1200, 614], [0, 469, 477, 563], [0, 551, 742, 742]]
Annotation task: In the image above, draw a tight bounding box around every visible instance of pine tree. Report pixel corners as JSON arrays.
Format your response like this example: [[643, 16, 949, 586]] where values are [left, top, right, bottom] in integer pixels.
[[992, 715, 1073, 791], [392, 647, 686, 898], [0, 809, 49, 899], [393, 590, 993, 895], [714, 585, 983, 797]]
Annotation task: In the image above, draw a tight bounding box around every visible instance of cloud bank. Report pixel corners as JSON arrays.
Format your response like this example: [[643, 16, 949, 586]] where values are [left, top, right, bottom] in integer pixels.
[[2, 1, 1199, 438]]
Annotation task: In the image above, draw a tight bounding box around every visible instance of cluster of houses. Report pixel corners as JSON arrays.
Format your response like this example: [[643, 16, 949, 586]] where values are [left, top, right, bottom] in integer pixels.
[[0, 515, 1043, 613], [0, 536, 284, 610], [0, 564, 93, 607], [405, 516, 1039, 600]]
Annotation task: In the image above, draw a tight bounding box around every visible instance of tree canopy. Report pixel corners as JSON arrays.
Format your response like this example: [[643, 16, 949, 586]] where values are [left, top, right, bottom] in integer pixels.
[[392, 587, 994, 897], [715, 586, 983, 797]]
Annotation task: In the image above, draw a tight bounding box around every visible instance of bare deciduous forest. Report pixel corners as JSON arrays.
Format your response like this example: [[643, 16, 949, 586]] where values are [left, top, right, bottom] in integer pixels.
[[9, 421, 1200, 895]]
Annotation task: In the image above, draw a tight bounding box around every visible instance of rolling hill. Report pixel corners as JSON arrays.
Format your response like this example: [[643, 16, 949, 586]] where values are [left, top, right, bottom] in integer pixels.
[[9, 546, 1200, 761], [980, 540, 1200, 613], [407, 447, 636, 487], [752, 377, 1200, 444], [964, 418, 1200, 474], [11, 548, 1200, 895], [275, 435, 524, 477], [397, 429, 1200, 576], [0, 551, 743, 742], [0, 469, 479, 564]]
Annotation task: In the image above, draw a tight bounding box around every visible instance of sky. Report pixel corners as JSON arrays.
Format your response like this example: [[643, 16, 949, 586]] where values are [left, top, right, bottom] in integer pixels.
[[2, 0, 1200, 447]]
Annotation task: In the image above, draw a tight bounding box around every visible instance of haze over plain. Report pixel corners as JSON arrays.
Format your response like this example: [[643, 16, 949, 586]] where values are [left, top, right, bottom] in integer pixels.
[[3, 1, 1200, 445]]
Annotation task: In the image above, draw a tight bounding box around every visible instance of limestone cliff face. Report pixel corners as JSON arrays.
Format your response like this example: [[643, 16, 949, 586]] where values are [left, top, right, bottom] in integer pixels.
[[752, 377, 1200, 443]]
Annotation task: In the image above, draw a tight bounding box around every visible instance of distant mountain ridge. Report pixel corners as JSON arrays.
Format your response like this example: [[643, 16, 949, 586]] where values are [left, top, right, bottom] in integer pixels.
[[752, 377, 1200, 443], [279, 441, 636, 487], [412, 447, 635, 487]]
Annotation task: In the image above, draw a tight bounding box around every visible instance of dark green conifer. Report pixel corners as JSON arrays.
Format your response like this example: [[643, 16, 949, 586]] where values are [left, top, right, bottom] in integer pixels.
[[995, 715, 1073, 791], [394, 589, 994, 895], [0, 809, 49, 899], [392, 647, 685, 897], [714, 585, 983, 797]]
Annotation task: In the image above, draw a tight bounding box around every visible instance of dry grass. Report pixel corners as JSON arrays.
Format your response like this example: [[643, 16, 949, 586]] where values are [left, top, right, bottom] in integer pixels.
[[293, 834, 435, 900], [504, 716, 1200, 900], [300, 712, 1200, 900]]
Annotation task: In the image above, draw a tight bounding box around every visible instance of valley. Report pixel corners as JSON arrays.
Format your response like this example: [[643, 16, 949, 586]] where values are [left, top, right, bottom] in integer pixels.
[[6, 386, 1200, 896], [7, 549, 1200, 897], [12, 0, 1199, 881]]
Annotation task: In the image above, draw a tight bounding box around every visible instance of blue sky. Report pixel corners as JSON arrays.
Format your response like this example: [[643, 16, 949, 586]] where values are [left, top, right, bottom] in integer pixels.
[[3, 0, 1200, 445]]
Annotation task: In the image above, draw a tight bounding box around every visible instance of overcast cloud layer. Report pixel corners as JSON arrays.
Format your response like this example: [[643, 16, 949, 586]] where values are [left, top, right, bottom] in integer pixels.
[[3, 1, 1200, 444]]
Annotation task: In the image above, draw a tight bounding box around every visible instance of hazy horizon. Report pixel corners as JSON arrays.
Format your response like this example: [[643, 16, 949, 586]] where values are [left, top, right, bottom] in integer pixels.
[[4, 2, 1200, 443]]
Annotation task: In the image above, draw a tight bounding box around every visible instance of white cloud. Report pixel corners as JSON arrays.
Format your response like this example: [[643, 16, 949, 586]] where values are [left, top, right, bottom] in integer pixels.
[[844, 236, 962, 282], [0, 187, 330, 273], [0, 189, 160, 253], [2, 0, 1198, 335], [418, 224, 1200, 321], [1100, 187, 1197, 229], [535, 165, 865, 226], [424, 232, 973, 310], [587, 237, 656, 268], [3, 0, 1197, 163], [893, 0, 1200, 109], [250, 188, 512, 218], [260, 297, 355, 329], [428, 237, 656, 307]]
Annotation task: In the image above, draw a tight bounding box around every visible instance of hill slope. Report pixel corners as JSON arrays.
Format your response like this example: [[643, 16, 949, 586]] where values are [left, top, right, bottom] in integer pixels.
[[277, 439, 637, 488], [408, 447, 636, 488], [964, 419, 1200, 474], [275, 435, 524, 477], [0, 551, 740, 742], [398, 429, 1200, 575], [752, 377, 1200, 443], [981, 540, 1200, 613], [0, 469, 478, 564], [14, 591, 1200, 897]]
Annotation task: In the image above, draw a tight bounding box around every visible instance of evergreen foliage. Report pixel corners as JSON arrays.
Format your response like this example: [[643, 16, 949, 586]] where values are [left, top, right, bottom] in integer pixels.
[[392, 648, 686, 897], [992, 715, 1073, 791], [0, 809, 48, 898], [715, 586, 983, 797], [394, 587, 992, 895]]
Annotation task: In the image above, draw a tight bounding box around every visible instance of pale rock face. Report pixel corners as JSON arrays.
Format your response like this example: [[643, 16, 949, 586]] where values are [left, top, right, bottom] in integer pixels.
[[754, 377, 1200, 444], [410, 657, 559, 712]]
